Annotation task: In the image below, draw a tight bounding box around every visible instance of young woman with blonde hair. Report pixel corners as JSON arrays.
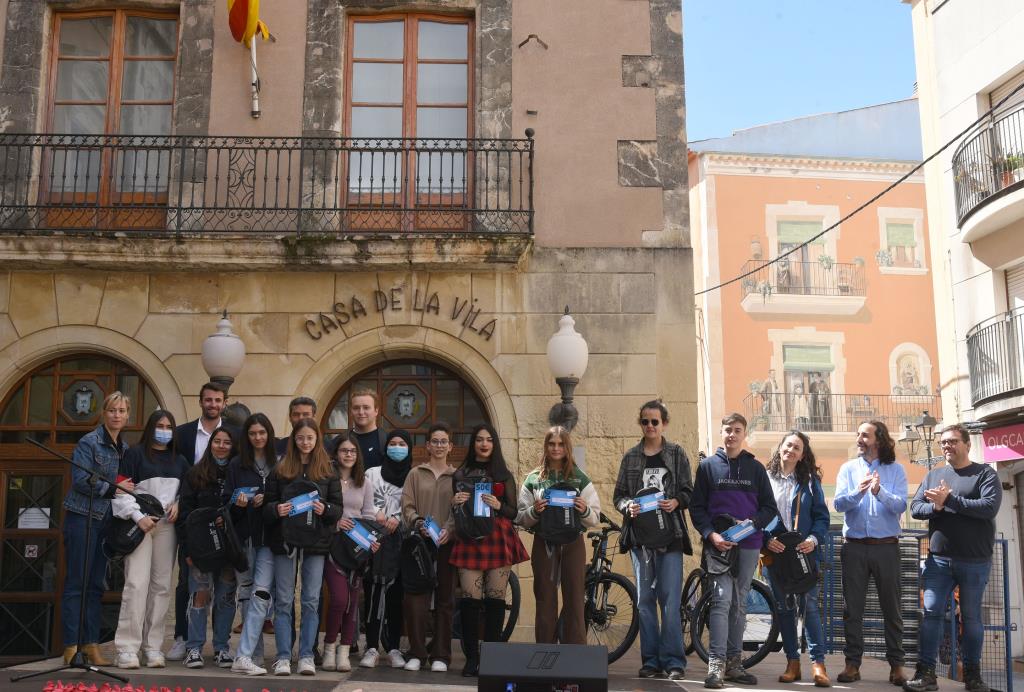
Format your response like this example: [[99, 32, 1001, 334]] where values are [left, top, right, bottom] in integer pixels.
[[517, 426, 601, 644]]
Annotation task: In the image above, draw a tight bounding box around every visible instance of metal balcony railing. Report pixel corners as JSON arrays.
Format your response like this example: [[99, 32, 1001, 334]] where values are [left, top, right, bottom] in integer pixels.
[[739, 259, 866, 300], [966, 308, 1024, 406], [0, 133, 534, 236], [952, 105, 1024, 226], [743, 391, 941, 434]]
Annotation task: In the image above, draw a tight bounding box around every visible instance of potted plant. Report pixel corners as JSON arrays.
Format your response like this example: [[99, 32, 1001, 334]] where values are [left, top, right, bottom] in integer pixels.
[[875, 249, 893, 268], [757, 280, 773, 303], [817, 254, 834, 272], [1005, 153, 1024, 185]]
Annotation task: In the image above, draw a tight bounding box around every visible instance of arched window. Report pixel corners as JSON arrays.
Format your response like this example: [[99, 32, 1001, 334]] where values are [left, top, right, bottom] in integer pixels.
[[0, 354, 160, 662], [323, 360, 490, 465], [887, 343, 933, 396]]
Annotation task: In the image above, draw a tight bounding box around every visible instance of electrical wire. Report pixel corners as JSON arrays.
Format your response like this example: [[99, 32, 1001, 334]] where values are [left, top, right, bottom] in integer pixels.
[[694, 81, 1024, 297]]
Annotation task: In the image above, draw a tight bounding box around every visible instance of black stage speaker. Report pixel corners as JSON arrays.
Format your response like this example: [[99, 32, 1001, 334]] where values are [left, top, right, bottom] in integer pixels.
[[478, 641, 608, 692]]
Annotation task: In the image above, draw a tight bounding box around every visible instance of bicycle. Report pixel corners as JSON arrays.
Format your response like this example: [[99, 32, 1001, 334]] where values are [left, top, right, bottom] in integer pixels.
[[681, 563, 781, 668], [556, 512, 639, 662]]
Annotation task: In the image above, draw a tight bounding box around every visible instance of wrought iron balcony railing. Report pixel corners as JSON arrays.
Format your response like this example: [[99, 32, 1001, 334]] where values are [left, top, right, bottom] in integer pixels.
[[739, 259, 866, 300], [0, 133, 534, 236], [743, 391, 940, 434], [966, 308, 1024, 406], [952, 105, 1024, 226]]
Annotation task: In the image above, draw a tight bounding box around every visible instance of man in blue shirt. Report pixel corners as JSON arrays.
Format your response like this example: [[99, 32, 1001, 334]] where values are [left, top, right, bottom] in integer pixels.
[[833, 420, 908, 686]]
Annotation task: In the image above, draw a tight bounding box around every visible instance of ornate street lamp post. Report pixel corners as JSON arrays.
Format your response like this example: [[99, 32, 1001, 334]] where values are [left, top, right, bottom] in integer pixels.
[[201, 310, 248, 426], [546, 307, 589, 431]]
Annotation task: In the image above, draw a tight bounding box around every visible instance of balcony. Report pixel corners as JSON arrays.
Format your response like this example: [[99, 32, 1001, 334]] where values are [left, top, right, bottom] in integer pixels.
[[967, 308, 1024, 413], [738, 259, 866, 316], [0, 133, 534, 270], [743, 391, 941, 434], [952, 106, 1024, 241]]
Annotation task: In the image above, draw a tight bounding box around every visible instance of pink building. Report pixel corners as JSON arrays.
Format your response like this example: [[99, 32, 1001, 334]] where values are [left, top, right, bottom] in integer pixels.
[[690, 99, 940, 512]]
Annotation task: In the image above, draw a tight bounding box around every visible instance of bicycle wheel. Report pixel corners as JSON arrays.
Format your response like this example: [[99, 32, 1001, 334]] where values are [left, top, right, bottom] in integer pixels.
[[680, 569, 704, 656], [557, 572, 638, 663], [691, 579, 780, 668], [457, 571, 521, 656]]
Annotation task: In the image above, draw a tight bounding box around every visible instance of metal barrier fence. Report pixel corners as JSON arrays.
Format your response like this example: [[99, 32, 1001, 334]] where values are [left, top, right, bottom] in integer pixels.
[[821, 531, 1013, 692]]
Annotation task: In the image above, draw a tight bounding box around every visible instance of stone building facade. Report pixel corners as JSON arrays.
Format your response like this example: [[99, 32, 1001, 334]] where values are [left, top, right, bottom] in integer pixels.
[[0, 0, 694, 656]]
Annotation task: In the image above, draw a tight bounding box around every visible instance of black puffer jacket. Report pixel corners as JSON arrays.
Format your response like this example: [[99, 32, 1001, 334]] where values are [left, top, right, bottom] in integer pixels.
[[263, 466, 342, 555], [177, 463, 229, 557], [224, 457, 273, 548]]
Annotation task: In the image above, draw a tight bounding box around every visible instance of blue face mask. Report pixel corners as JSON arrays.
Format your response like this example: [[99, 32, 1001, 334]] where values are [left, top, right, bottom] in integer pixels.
[[153, 429, 173, 445], [386, 445, 409, 462], [214, 456, 229, 467]]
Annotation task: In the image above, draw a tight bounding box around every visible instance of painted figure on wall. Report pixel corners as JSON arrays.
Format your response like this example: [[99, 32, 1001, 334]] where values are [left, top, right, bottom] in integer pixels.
[[809, 373, 832, 431]]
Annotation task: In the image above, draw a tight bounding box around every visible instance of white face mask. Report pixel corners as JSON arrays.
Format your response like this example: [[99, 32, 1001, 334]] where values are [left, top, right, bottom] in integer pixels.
[[154, 429, 173, 445]]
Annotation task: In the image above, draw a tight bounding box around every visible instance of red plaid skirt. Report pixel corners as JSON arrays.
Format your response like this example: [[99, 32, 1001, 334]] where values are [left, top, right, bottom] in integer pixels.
[[450, 516, 529, 570]]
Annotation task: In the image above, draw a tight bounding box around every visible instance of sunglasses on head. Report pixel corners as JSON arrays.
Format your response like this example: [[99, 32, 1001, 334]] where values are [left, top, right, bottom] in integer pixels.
[[640, 418, 661, 427]]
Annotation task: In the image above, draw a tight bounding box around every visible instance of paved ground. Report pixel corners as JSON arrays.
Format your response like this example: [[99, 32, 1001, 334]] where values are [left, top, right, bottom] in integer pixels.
[[3, 643, 921, 692]]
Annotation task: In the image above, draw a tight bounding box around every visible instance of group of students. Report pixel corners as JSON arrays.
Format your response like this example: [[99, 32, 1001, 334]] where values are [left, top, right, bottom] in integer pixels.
[[59, 385, 1000, 691]]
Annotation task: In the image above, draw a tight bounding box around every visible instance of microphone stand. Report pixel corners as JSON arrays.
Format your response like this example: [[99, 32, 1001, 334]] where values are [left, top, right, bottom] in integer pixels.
[[11, 438, 146, 684]]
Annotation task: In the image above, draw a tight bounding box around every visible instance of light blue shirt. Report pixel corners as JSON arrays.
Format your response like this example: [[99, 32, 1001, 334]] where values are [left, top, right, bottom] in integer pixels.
[[833, 456, 908, 539]]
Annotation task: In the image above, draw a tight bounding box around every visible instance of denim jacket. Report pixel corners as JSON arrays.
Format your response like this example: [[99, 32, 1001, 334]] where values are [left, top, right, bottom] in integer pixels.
[[63, 424, 127, 521]]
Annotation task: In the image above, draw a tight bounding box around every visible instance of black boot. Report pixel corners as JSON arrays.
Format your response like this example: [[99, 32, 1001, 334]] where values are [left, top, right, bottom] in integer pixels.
[[963, 665, 988, 692], [460, 598, 482, 677], [903, 664, 938, 692], [484, 597, 506, 642]]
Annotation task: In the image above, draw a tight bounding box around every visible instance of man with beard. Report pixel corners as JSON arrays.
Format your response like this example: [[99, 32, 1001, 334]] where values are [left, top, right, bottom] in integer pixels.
[[833, 420, 908, 686]]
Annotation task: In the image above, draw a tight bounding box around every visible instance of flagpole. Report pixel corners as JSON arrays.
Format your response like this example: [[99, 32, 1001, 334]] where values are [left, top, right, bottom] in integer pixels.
[[250, 38, 260, 119]]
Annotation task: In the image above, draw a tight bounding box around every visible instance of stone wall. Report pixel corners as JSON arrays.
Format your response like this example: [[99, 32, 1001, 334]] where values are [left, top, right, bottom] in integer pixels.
[[0, 246, 698, 631]]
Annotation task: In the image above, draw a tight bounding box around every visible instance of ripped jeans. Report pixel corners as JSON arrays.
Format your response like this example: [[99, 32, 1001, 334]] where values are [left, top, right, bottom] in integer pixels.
[[186, 566, 237, 653], [236, 546, 276, 660]]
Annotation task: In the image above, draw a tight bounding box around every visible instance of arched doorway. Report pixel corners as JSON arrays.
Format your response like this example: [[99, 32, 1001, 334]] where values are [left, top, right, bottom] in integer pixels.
[[322, 360, 491, 465], [0, 354, 161, 663]]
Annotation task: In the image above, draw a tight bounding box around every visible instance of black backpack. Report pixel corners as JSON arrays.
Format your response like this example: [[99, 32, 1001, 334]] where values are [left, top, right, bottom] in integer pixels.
[[702, 514, 740, 575], [452, 474, 494, 541], [281, 479, 329, 551], [371, 530, 403, 583], [769, 531, 819, 595], [329, 518, 384, 574], [538, 481, 583, 546], [629, 487, 677, 550], [185, 505, 248, 573], [401, 532, 437, 594], [104, 493, 165, 559]]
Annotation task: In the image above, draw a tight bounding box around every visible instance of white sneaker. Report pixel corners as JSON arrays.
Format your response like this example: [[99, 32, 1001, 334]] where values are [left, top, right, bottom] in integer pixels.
[[388, 649, 406, 668], [273, 659, 291, 676], [360, 647, 379, 668], [166, 637, 187, 661], [404, 657, 421, 671], [144, 651, 165, 668], [431, 660, 448, 672], [298, 656, 316, 675], [231, 655, 267, 676], [116, 651, 139, 669]]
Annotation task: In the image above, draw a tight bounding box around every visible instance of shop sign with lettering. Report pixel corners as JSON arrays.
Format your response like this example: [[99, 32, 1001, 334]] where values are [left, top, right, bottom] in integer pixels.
[[981, 421, 1024, 463], [303, 286, 496, 343]]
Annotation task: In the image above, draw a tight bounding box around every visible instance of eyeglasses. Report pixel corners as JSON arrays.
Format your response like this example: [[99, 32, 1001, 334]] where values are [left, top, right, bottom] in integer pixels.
[[429, 439, 450, 447], [939, 439, 961, 447], [640, 419, 661, 427], [338, 448, 358, 456]]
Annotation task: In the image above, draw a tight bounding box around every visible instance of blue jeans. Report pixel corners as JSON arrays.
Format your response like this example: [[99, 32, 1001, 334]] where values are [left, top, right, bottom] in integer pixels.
[[630, 548, 685, 672], [919, 554, 991, 668], [186, 567, 237, 653], [236, 546, 276, 659], [61, 511, 110, 646], [765, 564, 825, 663], [273, 552, 325, 661]]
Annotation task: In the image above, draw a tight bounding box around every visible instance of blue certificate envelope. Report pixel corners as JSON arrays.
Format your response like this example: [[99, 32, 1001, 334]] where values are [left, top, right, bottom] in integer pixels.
[[636, 491, 664, 513], [230, 486, 260, 503], [721, 519, 755, 543], [346, 522, 376, 551], [546, 488, 577, 508], [473, 482, 493, 517], [423, 516, 442, 545], [288, 490, 319, 517]]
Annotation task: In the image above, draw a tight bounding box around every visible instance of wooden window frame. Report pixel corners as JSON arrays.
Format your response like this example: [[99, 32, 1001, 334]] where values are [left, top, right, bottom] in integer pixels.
[[343, 13, 474, 231], [44, 9, 179, 228]]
